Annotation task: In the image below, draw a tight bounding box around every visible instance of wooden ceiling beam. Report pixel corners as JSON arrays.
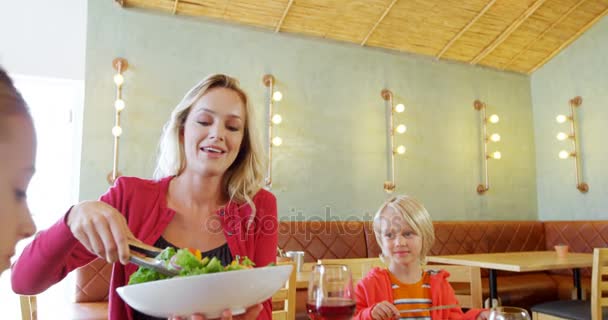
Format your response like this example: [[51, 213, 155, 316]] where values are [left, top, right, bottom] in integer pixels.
[[361, 0, 399, 46], [503, 0, 587, 70], [114, 0, 125, 7], [172, 0, 180, 15], [528, 6, 608, 74], [275, 0, 294, 33], [470, 0, 547, 65], [436, 0, 496, 59]]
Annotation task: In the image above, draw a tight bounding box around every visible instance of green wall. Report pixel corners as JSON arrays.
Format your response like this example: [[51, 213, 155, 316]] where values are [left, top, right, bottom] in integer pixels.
[[531, 16, 608, 220], [82, 0, 537, 220]]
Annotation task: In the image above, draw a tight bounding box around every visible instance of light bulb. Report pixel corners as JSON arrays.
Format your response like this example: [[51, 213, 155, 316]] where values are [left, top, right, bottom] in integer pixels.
[[113, 74, 124, 86], [272, 136, 282, 146], [491, 151, 501, 159], [396, 145, 406, 155], [559, 150, 570, 159], [489, 133, 501, 142], [272, 91, 283, 102], [114, 99, 125, 111], [395, 104, 405, 113], [396, 124, 407, 134], [488, 114, 499, 124], [556, 132, 568, 141], [271, 114, 282, 124], [556, 115, 567, 124], [112, 126, 122, 137]]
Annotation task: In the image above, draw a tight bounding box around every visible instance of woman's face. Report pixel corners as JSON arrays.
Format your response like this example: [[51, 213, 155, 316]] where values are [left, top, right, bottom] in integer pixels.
[[181, 87, 246, 178], [378, 208, 423, 268], [0, 115, 37, 273]]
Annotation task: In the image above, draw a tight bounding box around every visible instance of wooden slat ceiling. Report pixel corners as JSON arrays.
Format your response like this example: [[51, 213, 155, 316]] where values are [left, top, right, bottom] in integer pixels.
[[116, 0, 608, 74]]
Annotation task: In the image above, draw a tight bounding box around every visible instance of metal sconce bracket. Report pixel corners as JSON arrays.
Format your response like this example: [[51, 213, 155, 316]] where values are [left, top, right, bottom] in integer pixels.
[[263, 74, 283, 189], [474, 100, 501, 195], [559, 96, 588, 193], [107, 57, 128, 185], [381, 89, 396, 193]]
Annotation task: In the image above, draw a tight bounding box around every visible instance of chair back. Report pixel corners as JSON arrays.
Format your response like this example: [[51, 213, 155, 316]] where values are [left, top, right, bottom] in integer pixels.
[[591, 248, 608, 320], [19, 295, 37, 320], [316, 258, 386, 285], [426, 264, 483, 309], [272, 261, 296, 320]]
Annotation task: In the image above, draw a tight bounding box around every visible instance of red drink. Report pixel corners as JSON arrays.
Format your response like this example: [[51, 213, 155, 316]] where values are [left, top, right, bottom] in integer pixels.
[[306, 298, 356, 320]]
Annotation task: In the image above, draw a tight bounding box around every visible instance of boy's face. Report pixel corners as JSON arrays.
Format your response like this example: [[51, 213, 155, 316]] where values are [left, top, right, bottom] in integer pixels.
[[0, 114, 36, 273], [378, 208, 423, 267]]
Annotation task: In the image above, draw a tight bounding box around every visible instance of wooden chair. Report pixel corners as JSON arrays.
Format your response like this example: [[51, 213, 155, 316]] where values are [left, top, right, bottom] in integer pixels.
[[272, 261, 297, 320], [425, 264, 483, 309], [19, 295, 37, 320], [531, 247, 608, 320]]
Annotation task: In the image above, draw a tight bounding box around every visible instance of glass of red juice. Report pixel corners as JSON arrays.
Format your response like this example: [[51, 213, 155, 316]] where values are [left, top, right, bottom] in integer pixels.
[[306, 264, 355, 320]]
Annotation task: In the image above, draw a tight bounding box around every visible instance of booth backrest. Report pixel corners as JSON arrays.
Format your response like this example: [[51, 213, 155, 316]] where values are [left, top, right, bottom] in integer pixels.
[[277, 221, 368, 262], [543, 221, 608, 276], [365, 221, 547, 258], [73, 220, 608, 307], [74, 258, 112, 303]]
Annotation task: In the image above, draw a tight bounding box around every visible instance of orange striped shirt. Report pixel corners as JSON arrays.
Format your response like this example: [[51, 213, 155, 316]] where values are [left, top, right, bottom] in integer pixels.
[[389, 271, 432, 320]]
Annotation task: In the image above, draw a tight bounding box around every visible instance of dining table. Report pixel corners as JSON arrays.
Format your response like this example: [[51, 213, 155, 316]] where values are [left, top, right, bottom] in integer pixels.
[[426, 251, 593, 307]]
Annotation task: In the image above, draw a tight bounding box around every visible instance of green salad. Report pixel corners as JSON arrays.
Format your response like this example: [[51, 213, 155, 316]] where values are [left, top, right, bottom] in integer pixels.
[[128, 247, 255, 285]]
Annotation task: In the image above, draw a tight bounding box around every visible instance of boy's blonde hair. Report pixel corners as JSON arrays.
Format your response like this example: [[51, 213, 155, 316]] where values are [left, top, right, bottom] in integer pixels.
[[372, 195, 435, 263], [154, 74, 266, 209]]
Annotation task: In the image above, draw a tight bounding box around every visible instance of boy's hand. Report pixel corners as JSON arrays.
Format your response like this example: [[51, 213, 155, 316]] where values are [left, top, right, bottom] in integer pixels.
[[476, 310, 491, 320], [371, 301, 399, 320]]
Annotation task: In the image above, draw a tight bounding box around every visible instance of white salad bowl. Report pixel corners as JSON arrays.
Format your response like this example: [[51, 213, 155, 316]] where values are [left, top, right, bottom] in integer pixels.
[[116, 264, 293, 318]]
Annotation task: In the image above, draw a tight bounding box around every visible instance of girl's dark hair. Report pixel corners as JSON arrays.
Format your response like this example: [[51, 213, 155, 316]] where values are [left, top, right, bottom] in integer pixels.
[[0, 67, 31, 138]]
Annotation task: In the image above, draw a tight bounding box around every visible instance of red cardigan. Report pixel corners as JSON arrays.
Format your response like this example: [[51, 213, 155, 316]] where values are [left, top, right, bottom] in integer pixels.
[[11, 176, 278, 320], [354, 267, 484, 320]]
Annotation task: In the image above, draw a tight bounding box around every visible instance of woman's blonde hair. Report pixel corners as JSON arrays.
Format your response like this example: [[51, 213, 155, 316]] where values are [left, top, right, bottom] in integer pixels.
[[154, 74, 266, 208], [372, 195, 435, 263]]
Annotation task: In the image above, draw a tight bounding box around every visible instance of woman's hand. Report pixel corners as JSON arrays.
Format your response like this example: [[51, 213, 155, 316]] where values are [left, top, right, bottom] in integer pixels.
[[67, 200, 134, 264], [476, 310, 491, 320], [371, 301, 399, 320], [169, 304, 263, 320]]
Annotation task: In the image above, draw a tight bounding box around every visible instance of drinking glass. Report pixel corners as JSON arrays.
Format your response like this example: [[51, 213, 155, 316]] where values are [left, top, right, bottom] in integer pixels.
[[488, 307, 531, 320], [307, 264, 355, 320]]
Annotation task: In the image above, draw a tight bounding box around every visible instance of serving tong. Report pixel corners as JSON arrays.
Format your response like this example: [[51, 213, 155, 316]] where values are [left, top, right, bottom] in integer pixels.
[[128, 240, 178, 277]]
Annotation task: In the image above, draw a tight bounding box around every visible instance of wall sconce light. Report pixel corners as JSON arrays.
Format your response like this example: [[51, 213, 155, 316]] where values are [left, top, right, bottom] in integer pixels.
[[263, 74, 283, 188], [381, 89, 407, 193], [107, 57, 128, 185], [474, 100, 501, 195], [556, 96, 588, 193]]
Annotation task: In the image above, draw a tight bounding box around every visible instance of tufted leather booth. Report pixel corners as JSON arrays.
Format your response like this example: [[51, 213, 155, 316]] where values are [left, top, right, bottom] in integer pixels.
[[277, 221, 369, 262], [73, 258, 112, 319], [71, 220, 608, 319]]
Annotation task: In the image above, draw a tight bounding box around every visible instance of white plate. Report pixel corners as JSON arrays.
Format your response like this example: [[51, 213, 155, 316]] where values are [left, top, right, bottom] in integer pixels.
[[116, 264, 293, 318]]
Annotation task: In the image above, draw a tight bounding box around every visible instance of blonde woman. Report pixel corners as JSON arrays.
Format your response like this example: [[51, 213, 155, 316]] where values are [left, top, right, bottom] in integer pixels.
[[354, 195, 488, 320], [0, 68, 36, 275], [12, 74, 277, 320]]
